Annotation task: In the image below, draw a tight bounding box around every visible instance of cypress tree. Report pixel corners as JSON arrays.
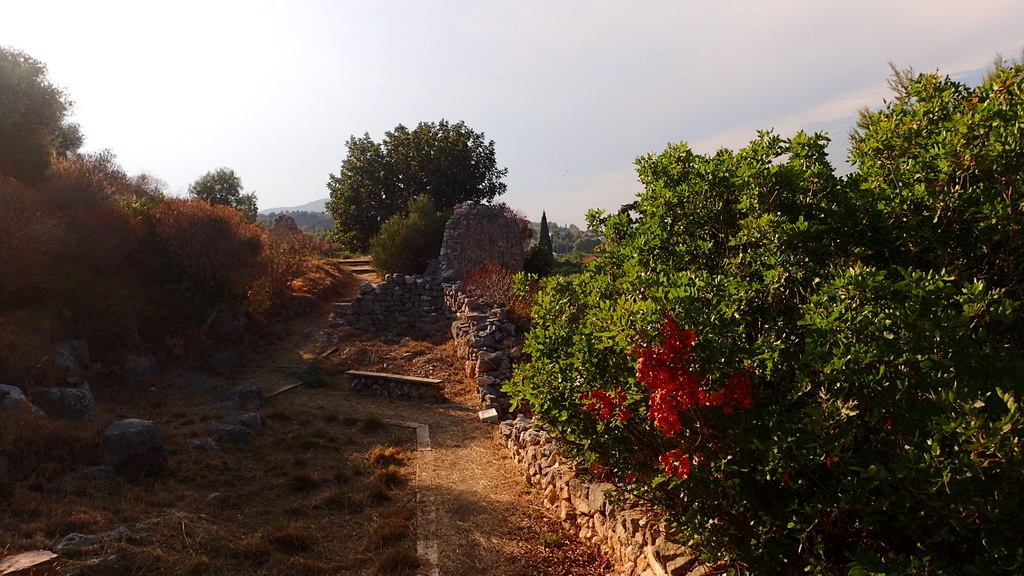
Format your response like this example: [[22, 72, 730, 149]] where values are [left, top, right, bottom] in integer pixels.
[[539, 211, 552, 254]]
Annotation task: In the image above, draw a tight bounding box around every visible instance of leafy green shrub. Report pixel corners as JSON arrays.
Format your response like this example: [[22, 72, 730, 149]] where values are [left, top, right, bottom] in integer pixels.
[[510, 62, 1024, 574], [368, 195, 447, 275]]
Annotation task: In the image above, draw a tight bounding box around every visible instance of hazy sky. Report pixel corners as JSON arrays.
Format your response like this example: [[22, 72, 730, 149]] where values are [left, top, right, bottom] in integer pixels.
[[3, 1, 1022, 225]]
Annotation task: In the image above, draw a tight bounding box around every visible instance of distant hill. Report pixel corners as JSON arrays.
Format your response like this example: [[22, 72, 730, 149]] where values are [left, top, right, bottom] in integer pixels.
[[259, 197, 328, 214]]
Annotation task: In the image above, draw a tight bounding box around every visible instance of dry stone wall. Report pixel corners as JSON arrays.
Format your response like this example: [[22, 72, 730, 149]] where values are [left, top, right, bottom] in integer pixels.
[[439, 202, 527, 281], [338, 274, 451, 334], [500, 416, 709, 576]]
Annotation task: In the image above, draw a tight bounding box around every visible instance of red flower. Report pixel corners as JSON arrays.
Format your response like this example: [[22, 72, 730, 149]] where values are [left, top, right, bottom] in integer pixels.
[[660, 449, 692, 479], [579, 386, 632, 423], [634, 313, 755, 438]]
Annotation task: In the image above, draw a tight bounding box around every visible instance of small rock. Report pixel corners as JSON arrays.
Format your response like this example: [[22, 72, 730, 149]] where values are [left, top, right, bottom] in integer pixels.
[[234, 412, 264, 429], [204, 422, 253, 444], [225, 380, 263, 412], [123, 354, 158, 382], [478, 408, 500, 424], [54, 532, 102, 555], [189, 438, 220, 451]]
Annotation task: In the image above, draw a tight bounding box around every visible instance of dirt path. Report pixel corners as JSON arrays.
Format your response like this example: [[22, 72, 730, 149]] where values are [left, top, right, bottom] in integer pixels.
[[242, 299, 608, 576]]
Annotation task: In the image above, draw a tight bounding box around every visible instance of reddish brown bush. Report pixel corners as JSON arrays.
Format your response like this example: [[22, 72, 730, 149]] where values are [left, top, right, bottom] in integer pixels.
[[249, 228, 329, 317], [464, 263, 516, 307], [0, 177, 61, 300], [153, 199, 265, 309]]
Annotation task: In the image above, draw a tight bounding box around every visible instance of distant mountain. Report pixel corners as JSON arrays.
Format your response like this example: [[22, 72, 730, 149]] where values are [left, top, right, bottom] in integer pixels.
[[259, 197, 328, 214]]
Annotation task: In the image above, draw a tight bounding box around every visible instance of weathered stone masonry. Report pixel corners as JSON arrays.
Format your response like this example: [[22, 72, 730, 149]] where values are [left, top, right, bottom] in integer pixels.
[[439, 201, 527, 281], [500, 416, 709, 576], [336, 273, 450, 334]]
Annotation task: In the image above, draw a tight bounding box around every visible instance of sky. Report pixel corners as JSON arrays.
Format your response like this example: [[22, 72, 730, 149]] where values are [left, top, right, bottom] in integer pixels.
[[3, 1, 1022, 226]]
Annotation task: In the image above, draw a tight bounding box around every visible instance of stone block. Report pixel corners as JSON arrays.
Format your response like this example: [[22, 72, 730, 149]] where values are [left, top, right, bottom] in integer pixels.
[[478, 408, 500, 424]]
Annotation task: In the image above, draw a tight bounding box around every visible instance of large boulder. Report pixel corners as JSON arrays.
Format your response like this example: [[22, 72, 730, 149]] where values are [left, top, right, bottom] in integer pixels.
[[33, 385, 94, 421], [101, 419, 167, 479], [0, 384, 43, 417]]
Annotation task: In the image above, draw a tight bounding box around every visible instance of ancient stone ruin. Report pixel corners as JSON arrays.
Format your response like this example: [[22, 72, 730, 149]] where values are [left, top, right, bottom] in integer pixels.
[[439, 201, 529, 281]]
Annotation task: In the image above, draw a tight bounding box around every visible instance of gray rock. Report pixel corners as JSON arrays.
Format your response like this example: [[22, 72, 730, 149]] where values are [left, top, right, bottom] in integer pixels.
[[45, 466, 118, 495], [102, 419, 166, 479], [53, 340, 90, 378], [234, 412, 264, 429], [33, 385, 94, 421], [189, 438, 220, 451], [204, 422, 253, 443], [123, 354, 159, 382], [224, 380, 263, 411], [54, 532, 102, 555], [0, 383, 43, 416], [204, 304, 249, 345], [475, 375, 501, 388]]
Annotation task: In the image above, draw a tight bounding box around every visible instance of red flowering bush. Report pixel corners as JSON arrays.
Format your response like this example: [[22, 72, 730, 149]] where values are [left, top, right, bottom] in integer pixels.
[[511, 61, 1024, 576]]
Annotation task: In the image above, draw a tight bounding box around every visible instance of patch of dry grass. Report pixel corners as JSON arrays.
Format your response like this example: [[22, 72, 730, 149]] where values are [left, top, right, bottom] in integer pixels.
[[0, 388, 420, 575]]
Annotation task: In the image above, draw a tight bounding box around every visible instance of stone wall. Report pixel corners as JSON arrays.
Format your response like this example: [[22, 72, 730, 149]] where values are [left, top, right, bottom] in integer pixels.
[[450, 300, 521, 418], [500, 416, 709, 576], [439, 202, 527, 282], [338, 274, 452, 334]]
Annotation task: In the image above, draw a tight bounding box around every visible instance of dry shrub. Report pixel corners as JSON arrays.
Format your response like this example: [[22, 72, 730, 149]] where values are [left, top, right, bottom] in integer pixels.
[[0, 177, 61, 300], [0, 410, 100, 490], [464, 263, 516, 307], [0, 309, 57, 384], [153, 198, 265, 310], [249, 227, 329, 317], [44, 151, 139, 213]]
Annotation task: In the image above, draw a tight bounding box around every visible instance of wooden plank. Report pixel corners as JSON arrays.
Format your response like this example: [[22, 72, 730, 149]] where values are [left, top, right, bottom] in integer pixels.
[[345, 370, 442, 385]]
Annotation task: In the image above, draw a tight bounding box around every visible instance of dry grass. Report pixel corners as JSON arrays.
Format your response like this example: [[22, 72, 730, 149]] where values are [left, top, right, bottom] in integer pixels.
[[0, 383, 419, 575]]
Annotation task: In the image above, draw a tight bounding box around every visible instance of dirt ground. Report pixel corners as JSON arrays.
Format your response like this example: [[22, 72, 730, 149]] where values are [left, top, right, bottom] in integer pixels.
[[234, 295, 611, 576], [1, 263, 609, 575]]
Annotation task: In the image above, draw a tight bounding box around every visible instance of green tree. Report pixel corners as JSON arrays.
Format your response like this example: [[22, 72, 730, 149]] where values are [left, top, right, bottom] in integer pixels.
[[188, 167, 258, 222], [571, 235, 602, 255], [0, 46, 82, 182], [368, 194, 448, 274], [524, 211, 555, 276], [326, 119, 507, 252], [538, 211, 552, 253]]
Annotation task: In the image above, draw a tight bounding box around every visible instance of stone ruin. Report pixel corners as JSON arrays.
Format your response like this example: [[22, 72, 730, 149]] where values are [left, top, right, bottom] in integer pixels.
[[439, 201, 529, 281]]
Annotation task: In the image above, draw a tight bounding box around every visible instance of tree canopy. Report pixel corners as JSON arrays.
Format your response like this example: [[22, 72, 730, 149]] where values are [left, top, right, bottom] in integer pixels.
[[0, 46, 82, 182], [188, 167, 258, 222], [326, 119, 507, 252]]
